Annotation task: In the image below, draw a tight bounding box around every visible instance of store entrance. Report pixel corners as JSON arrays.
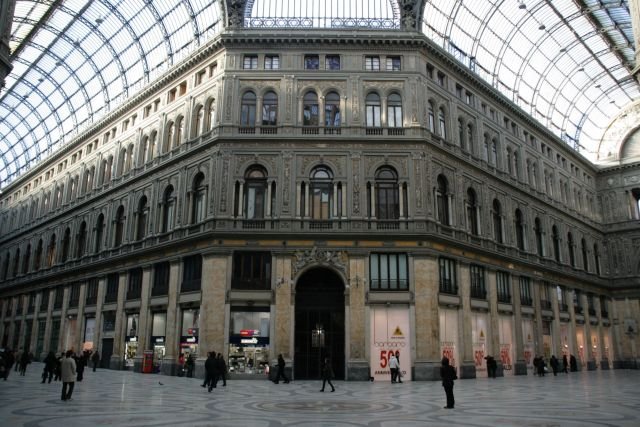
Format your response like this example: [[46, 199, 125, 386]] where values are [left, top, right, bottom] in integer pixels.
[[294, 268, 345, 380]]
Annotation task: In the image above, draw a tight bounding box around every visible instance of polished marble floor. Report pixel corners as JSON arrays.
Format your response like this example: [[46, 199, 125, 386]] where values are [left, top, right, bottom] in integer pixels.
[[1, 363, 639, 426]]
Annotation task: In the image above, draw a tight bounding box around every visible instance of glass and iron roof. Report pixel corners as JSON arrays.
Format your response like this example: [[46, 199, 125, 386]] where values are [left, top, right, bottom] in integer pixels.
[[0, 0, 637, 188]]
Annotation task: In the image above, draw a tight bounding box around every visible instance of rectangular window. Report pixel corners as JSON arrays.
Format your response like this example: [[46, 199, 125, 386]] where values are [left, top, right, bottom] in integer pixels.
[[456, 84, 463, 98], [265, 55, 280, 69], [182, 255, 202, 292], [304, 55, 319, 70], [232, 252, 272, 290], [496, 271, 511, 303], [369, 253, 408, 291], [519, 276, 532, 306], [365, 56, 380, 71], [40, 290, 49, 311], [437, 71, 446, 87], [325, 55, 341, 70], [86, 278, 98, 305], [386, 56, 401, 71], [243, 55, 258, 69], [102, 311, 116, 332], [104, 273, 119, 303], [152, 261, 170, 296], [127, 267, 143, 300], [195, 69, 206, 86], [439, 257, 457, 294], [54, 287, 64, 309], [167, 88, 177, 103], [465, 91, 473, 105], [470, 264, 486, 299], [426, 63, 434, 79]]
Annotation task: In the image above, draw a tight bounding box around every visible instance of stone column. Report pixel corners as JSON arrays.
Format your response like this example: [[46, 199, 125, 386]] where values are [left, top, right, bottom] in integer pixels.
[[134, 265, 152, 373], [413, 255, 440, 380], [74, 282, 87, 352], [57, 287, 70, 353], [347, 255, 367, 380], [594, 297, 608, 369], [6, 296, 17, 348], [16, 296, 27, 350], [550, 284, 562, 357], [110, 272, 127, 370], [582, 293, 596, 370], [42, 289, 54, 355], [567, 290, 580, 370], [532, 280, 544, 358], [458, 262, 475, 378], [28, 293, 42, 355], [197, 252, 229, 378], [511, 274, 527, 375], [274, 253, 293, 379], [162, 258, 181, 376], [487, 269, 502, 375], [93, 276, 106, 354]]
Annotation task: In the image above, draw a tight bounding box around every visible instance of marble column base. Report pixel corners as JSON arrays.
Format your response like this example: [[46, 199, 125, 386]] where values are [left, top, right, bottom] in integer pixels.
[[459, 362, 476, 379], [133, 356, 143, 373], [346, 360, 370, 381], [513, 361, 527, 375], [587, 361, 598, 371], [161, 357, 178, 376], [194, 358, 206, 379], [412, 361, 441, 381], [109, 355, 123, 371]]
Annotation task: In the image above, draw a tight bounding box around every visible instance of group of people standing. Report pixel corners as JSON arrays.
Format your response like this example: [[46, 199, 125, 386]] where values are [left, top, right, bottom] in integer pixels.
[[534, 354, 578, 376], [0, 348, 33, 379], [202, 351, 227, 392]]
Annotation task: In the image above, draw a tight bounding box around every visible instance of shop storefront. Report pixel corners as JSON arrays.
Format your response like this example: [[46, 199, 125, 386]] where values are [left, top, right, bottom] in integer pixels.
[[63, 316, 77, 352], [498, 315, 514, 375], [124, 314, 139, 368], [180, 308, 199, 358], [83, 317, 95, 352], [439, 308, 459, 373], [576, 325, 586, 368], [471, 312, 488, 378], [151, 312, 167, 373], [228, 308, 270, 375], [542, 320, 553, 359], [522, 318, 534, 372], [370, 306, 411, 381], [559, 323, 572, 358]]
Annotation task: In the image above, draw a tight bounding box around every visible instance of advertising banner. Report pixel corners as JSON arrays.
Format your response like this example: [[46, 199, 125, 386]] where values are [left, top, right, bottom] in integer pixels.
[[370, 306, 411, 381]]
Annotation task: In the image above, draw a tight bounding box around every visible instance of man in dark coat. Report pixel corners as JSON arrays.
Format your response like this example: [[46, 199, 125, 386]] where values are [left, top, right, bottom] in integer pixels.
[[91, 351, 100, 372], [216, 353, 227, 387], [562, 354, 569, 373], [549, 355, 559, 376], [440, 357, 457, 409], [273, 354, 289, 384], [42, 351, 57, 383], [75, 353, 86, 381], [204, 352, 216, 392], [2, 349, 15, 380]]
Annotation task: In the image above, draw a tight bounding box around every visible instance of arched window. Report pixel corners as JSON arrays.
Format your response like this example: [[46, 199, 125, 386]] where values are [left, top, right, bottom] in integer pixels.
[[387, 92, 402, 128], [365, 92, 381, 127], [438, 107, 447, 138], [534, 217, 544, 256], [160, 186, 175, 233], [114, 206, 125, 247], [35, 239, 43, 270], [513, 151, 520, 179], [12, 248, 20, 278], [47, 234, 57, 267], [436, 175, 450, 226], [493, 199, 503, 244], [136, 196, 148, 241], [303, 91, 319, 126], [164, 121, 174, 152], [191, 173, 206, 224], [149, 131, 157, 161], [593, 244, 601, 275], [262, 91, 278, 126], [76, 221, 87, 258], [310, 166, 333, 219], [515, 209, 525, 250], [531, 163, 538, 189], [245, 167, 268, 219], [466, 188, 479, 235], [581, 238, 589, 271], [375, 166, 399, 220], [61, 228, 71, 262], [194, 105, 204, 137], [567, 232, 575, 267], [325, 91, 341, 127], [22, 244, 31, 274], [428, 101, 435, 132], [95, 214, 104, 253], [506, 148, 513, 174], [174, 116, 184, 148], [552, 225, 561, 262], [483, 134, 490, 161], [207, 99, 216, 130], [241, 91, 257, 126]]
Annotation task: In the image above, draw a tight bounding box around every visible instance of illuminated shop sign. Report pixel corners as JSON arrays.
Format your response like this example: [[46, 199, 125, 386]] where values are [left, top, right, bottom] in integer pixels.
[[241, 338, 259, 344], [240, 329, 260, 337], [126, 336, 138, 342], [180, 336, 199, 344]]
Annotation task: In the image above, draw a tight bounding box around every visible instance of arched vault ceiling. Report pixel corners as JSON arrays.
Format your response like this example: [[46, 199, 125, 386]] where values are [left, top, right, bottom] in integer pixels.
[[1, 0, 638, 188], [421, 0, 638, 163]]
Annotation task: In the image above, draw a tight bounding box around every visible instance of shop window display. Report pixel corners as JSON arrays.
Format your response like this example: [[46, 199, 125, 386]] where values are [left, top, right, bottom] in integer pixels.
[[228, 309, 270, 375], [124, 313, 139, 368], [180, 308, 200, 359]]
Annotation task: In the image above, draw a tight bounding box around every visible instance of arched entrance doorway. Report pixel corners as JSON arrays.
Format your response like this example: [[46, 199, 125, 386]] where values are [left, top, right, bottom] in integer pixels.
[[294, 267, 345, 380]]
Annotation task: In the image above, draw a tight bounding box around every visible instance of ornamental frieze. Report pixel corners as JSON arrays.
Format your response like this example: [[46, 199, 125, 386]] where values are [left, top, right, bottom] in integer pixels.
[[293, 247, 348, 276]]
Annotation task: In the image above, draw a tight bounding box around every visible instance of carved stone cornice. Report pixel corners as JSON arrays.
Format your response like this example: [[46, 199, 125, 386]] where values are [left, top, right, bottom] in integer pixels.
[[292, 246, 348, 276]]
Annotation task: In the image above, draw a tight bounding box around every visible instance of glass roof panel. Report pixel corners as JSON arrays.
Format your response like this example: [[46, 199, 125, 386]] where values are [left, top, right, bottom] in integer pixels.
[[1, 0, 224, 186]]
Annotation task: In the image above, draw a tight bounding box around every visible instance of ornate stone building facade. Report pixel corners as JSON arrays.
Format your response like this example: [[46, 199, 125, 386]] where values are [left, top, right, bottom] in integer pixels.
[[1, 1, 639, 380]]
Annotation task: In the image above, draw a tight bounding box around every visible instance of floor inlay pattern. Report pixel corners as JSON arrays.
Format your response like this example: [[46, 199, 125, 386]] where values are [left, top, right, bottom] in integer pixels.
[[0, 364, 639, 426]]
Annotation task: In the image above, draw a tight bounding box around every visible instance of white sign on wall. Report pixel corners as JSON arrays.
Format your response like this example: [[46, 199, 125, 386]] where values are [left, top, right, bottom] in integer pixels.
[[370, 306, 411, 381]]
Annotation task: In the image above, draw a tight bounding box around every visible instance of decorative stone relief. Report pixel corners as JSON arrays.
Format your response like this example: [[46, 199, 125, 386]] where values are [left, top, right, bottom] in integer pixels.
[[399, 0, 419, 31], [411, 77, 418, 123], [225, 0, 247, 28], [298, 80, 347, 96], [363, 81, 403, 94], [351, 76, 360, 123], [283, 151, 292, 209], [285, 75, 294, 122], [624, 175, 640, 185], [293, 247, 348, 276], [224, 77, 234, 121], [412, 153, 423, 210], [220, 154, 230, 212], [352, 153, 361, 215], [239, 80, 281, 92]]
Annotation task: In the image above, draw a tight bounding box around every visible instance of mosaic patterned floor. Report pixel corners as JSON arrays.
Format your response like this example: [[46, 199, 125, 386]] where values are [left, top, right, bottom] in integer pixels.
[[1, 364, 639, 426]]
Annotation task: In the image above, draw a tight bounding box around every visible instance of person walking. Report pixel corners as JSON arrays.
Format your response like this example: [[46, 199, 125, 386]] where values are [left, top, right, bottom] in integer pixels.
[[75, 353, 86, 381], [19, 350, 30, 376], [550, 355, 559, 376], [216, 353, 227, 387], [204, 352, 216, 392], [14, 348, 23, 372], [61, 350, 77, 401], [440, 357, 457, 409], [91, 351, 100, 372], [395, 350, 403, 383], [2, 348, 15, 380], [273, 354, 289, 384], [388, 352, 399, 383], [185, 354, 195, 378], [53, 352, 63, 381], [42, 351, 56, 384], [320, 357, 335, 392], [562, 354, 569, 373]]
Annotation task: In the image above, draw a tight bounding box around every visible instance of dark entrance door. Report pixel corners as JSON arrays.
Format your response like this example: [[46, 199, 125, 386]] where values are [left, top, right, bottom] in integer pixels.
[[294, 268, 345, 380], [101, 338, 113, 369]]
